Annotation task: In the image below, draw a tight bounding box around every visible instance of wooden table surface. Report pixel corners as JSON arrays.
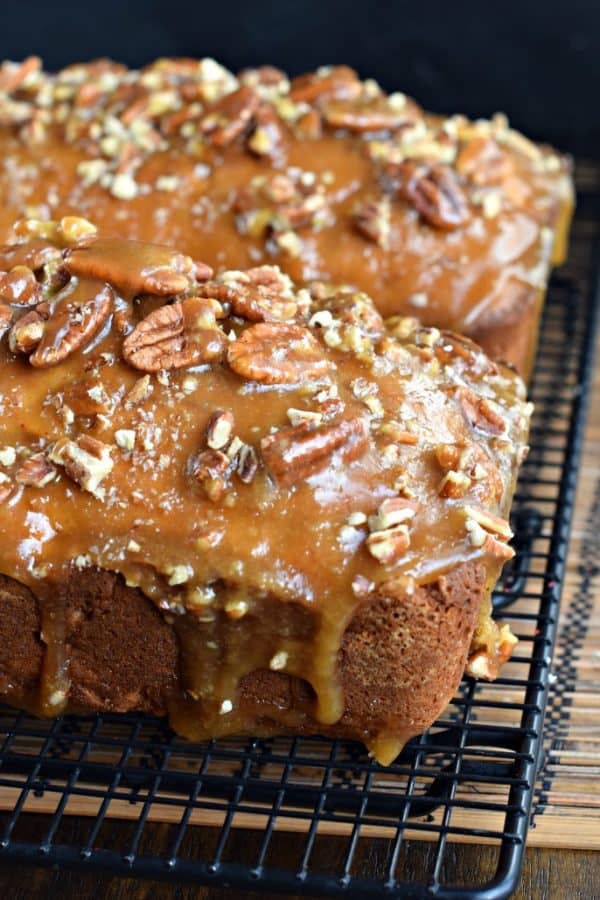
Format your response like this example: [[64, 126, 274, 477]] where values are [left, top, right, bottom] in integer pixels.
[[0, 822, 598, 899]]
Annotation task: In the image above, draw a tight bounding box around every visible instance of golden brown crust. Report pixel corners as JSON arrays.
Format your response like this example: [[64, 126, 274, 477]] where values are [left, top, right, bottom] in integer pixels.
[[0, 563, 484, 762]]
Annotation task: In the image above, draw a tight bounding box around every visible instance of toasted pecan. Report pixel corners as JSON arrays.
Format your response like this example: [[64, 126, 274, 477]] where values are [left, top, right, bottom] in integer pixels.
[[227, 322, 329, 384], [260, 417, 368, 486], [123, 297, 226, 372]]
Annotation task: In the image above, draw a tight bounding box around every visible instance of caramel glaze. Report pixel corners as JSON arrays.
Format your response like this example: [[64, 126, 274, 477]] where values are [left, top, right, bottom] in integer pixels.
[[0, 58, 573, 377], [0, 220, 531, 760]]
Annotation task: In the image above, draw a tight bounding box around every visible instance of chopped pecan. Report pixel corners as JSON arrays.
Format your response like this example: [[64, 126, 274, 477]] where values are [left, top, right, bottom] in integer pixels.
[[366, 523, 411, 564], [49, 435, 113, 496], [456, 386, 507, 435], [123, 296, 226, 372], [190, 448, 232, 501], [466, 624, 517, 680], [455, 137, 512, 185], [66, 238, 211, 299], [206, 409, 234, 450], [260, 417, 368, 486], [438, 470, 471, 498], [247, 103, 287, 159], [294, 109, 322, 140], [8, 305, 49, 354], [0, 238, 62, 275], [125, 374, 153, 405], [315, 290, 384, 339], [63, 377, 113, 416], [353, 197, 392, 248], [29, 279, 114, 368], [227, 322, 329, 384], [322, 95, 421, 133], [0, 303, 13, 338], [368, 497, 419, 532], [0, 266, 42, 306], [15, 453, 57, 487], [237, 444, 259, 483], [0, 56, 41, 93], [463, 505, 513, 540], [289, 66, 362, 103], [238, 65, 288, 90], [199, 86, 260, 147], [386, 161, 470, 230]]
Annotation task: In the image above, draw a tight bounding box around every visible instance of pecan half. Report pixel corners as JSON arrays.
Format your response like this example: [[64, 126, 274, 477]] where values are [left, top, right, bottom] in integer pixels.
[[387, 161, 470, 230], [123, 297, 226, 372], [289, 66, 362, 104], [260, 417, 368, 486], [28, 278, 114, 368], [199, 86, 260, 147], [15, 453, 57, 487], [66, 238, 212, 299], [227, 323, 329, 384], [198, 274, 297, 323], [49, 435, 113, 496]]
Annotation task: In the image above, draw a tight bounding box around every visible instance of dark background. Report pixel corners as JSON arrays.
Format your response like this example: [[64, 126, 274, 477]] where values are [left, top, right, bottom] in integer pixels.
[[0, 0, 598, 156]]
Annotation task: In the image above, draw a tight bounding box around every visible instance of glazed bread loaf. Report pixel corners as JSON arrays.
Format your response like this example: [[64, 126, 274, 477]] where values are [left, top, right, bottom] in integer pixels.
[[0, 57, 572, 377], [0, 220, 530, 762]]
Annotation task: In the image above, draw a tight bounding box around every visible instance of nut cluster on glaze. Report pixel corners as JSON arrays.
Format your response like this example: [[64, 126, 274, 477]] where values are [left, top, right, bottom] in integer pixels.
[[0, 218, 531, 581], [0, 56, 566, 246]]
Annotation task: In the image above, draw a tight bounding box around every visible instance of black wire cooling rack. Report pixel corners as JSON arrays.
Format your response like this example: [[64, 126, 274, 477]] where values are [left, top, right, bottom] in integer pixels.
[[0, 163, 598, 900]]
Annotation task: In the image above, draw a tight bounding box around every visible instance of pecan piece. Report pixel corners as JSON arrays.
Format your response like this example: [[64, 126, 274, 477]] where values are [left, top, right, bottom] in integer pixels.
[[353, 197, 392, 249], [0, 56, 41, 93], [199, 86, 260, 147], [15, 453, 57, 487], [123, 297, 226, 372], [206, 410, 234, 450], [66, 238, 211, 299], [289, 66, 362, 103], [0, 239, 62, 275], [366, 523, 411, 565], [247, 103, 287, 159], [0, 303, 13, 338], [227, 323, 329, 384], [63, 377, 113, 416], [387, 161, 470, 230], [322, 95, 421, 133], [29, 278, 114, 368], [316, 290, 384, 339], [0, 266, 42, 306], [190, 448, 232, 502], [49, 435, 113, 496], [260, 417, 368, 486], [8, 305, 49, 354], [456, 137, 512, 186], [198, 275, 297, 323], [456, 386, 507, 435]]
